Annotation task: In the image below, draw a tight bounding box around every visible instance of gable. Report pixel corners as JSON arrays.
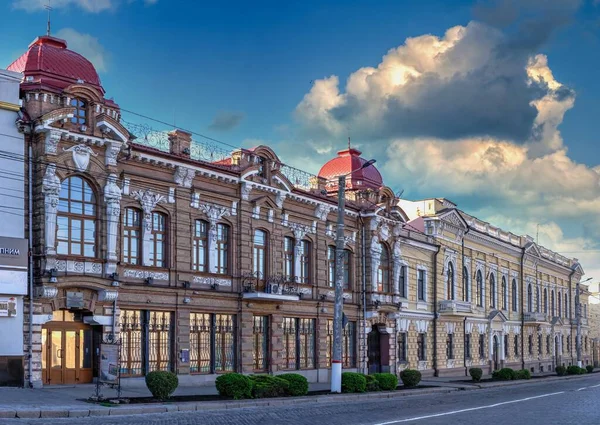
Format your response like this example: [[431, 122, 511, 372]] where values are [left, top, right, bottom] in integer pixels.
[[437, 208, 468, 230]]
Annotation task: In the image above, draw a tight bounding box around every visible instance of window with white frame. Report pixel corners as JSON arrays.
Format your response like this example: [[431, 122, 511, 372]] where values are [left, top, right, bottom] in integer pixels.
[[417, 268, 426, 302], [463, 266, 469, 302], [447, 262, 454, 300]]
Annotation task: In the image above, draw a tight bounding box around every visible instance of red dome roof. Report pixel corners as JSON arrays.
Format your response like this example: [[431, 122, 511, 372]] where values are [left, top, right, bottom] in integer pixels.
[[318, 147, 383, 192], [7, 36, 104, 94]]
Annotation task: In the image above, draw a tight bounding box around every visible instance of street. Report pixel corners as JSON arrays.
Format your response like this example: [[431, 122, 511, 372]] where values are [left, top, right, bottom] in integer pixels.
[[5, 375, 600, 425]]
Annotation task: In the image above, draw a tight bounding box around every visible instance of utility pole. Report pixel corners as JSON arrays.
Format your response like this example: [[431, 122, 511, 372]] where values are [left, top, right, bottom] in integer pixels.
[[331, 158, 376, 393], [576, 277, 592, 368]]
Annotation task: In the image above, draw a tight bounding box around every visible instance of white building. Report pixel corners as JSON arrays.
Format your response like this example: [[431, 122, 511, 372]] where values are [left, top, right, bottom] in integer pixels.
[[0, 69, 27, 386]]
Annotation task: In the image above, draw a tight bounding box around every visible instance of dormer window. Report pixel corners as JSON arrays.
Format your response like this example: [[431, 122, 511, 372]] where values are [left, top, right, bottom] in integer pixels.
[[70, 98, 87, 125]]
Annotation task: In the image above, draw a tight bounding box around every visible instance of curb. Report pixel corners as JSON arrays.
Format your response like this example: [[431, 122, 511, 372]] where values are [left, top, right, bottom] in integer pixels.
[[0, 387, 457, 419], [471, 373, 595, 389]]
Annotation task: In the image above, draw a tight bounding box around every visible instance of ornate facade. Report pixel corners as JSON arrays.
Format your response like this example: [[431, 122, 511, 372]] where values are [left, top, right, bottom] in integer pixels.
[[7, 34, 591, 388]]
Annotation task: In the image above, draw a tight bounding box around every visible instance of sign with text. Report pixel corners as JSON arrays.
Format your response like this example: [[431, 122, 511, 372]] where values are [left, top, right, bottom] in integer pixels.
[[0, 237, 27, 269], [0, 297, 17, 317], [99, 343, 119, 385]]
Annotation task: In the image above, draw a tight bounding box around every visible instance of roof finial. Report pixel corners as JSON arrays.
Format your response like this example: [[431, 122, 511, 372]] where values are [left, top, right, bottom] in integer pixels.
[[45, 0, 52, 36]]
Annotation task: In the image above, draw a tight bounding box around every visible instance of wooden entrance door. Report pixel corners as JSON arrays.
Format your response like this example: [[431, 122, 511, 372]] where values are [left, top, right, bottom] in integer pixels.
[[41, 312, 94, 385]]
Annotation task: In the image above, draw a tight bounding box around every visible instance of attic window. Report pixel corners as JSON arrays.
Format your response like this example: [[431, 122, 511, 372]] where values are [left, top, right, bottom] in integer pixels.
[[70, 98, 87, 125], [25, 76, 34, 82]]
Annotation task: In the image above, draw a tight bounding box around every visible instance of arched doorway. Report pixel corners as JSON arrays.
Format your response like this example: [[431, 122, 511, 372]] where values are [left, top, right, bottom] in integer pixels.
[[492, 335, 499, 371], [367, 325, 390, 374], [41, 310, 95, 385]]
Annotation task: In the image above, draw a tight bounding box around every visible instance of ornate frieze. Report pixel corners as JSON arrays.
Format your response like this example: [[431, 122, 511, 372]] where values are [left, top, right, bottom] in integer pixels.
[[123, 269, 168, 281], [314, 204, 331, 221], [35, 285, 58, 299], [174, 166, 195, 188], [55, 259, 102, 275], [98, 290, 119, 302], [63, 144, 98, 172], [192, 276, 232, 287]]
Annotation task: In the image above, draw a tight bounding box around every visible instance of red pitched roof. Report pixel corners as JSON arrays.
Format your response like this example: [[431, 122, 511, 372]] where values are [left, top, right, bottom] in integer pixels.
[[318, 148, 383, 191]]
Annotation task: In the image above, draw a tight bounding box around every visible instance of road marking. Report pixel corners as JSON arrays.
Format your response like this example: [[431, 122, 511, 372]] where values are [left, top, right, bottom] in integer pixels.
[[577, 388, 586, 391], [579, 383, 600, 391], [591, 384, 600, 388], [371, 392, 565, 425]]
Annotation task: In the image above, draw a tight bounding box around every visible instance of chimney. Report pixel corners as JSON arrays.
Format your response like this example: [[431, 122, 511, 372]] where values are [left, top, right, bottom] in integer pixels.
[[168, 129, 192, 157]]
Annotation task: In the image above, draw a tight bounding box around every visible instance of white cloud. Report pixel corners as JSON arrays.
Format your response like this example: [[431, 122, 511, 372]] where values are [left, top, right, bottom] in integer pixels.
[[12, 0, 114, 13], [55, 28, 108, 73]]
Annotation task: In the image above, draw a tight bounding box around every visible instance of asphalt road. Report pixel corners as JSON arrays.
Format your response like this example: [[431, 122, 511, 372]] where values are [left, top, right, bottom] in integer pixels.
[[5, 375, 600, 425]]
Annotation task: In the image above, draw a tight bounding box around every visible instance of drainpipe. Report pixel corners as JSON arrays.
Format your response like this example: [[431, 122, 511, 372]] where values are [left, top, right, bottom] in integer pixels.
[[27, 135, 34, 388], [568, 267, 575, 362], [520, 247, 525, 371], [360, 216, 367, 375], [433, 243, 441, 377]]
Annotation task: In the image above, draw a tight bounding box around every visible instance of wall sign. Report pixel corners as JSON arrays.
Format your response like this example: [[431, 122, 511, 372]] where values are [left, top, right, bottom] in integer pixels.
[[99, 343, 120, 385], [0, 237, 27, 268], [66, 292, 84, 309], [0, 297, 17, 317]]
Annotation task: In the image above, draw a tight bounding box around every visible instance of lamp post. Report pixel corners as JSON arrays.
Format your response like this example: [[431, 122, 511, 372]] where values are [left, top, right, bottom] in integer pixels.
[[576, 276, 592, 367], [331, 158, 376, 393]]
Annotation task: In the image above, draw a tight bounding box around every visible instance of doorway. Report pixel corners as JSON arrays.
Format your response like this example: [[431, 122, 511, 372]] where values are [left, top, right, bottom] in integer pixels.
[[41, 310, 94, 385], [367, 325, 390, 373]]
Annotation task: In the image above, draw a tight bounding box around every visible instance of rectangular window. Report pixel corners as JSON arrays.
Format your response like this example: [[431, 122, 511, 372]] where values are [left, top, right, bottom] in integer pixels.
[[149, 213, 166, 268], [283, 317, 315, 370], [284, 237, 294, 281], [479, 334, 485, 358], [465, 334, 471, 359], [446, 334, 454, 360], [417, 333, 426, 361], [189, 313, 236, 374], [253, 316, 268, 371], [538, 334, 542, 355], [216, 224, 229, 274], [546, 335, 551, 355], [529, 335, 533, 355], [398, 332, 407, 362], [418, 269, 426, 301], [123, 208, 141, 265], [192, 220, 208, 272], [399, 266, 407, 298], [299, 240, 311, 284], [253, 230, 267, 279], [120, 310, 173, 377], [504, 334, 509, 358], [514, 335, 519, 357]]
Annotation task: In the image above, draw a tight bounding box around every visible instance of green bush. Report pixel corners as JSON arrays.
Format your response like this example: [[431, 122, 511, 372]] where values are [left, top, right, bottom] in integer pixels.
[[555, 366, 567, 376], [586, 365, 594, 374], [364, 374, 380, 392], [215, 373, 253, 400], [373, 373, 398, 391], [249, 375, 290, 398], [567, 365, 586, 375], [278, 373, 309, 396], [341, 372, 367, 393], [400, 369, 422, 388], [515, 369, 531, 380], [145, 371, 179, 401], [469, 368, 483, 382], [492, 368, 516, 381]]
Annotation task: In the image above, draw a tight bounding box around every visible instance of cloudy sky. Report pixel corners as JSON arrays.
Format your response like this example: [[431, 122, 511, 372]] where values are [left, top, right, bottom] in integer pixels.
[[2, 0, 600, 290]]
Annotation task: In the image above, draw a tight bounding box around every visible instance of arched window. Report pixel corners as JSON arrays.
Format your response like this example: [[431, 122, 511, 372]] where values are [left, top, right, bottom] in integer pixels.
[[551, 290, 555, 317], [253, 229, 267, 279], [192, 219, 208, 272], [123, 207, 141, 264], [463, 266, 469, 302], [57, 176, 96, 257], [149, 212, 167, 267], [284, 237, 294, 280], [378, 244, 390, 293], [490, 274, 496, 308], [398, 263, 407, 297], [527, 284, 533, 312], [558, 292, 562, 317], [447, 262, 454, 300], [70, 98, 87, 125], [544, 288, 548, 314], [476, 270, 483, 307], [536, 287, 540, 312], [565, 293, 569, 318], [502, 276, 507, 310], [216, 223, 229, 274], [512, 279, 518, 312]]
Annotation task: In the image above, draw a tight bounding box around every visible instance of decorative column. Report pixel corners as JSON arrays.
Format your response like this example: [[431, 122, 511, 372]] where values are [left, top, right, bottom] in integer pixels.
[[290, 224, 308, 283], [104, 174, 122, 275], [392, 239, 402, 295], [198, 203, 230, 273], [131, 189, 166, 267], [42, 164, 61, 271], [370, 235, 381, 292]]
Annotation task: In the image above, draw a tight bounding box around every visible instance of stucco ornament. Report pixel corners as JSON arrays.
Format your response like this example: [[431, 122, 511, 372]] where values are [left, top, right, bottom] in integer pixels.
[[197, 203, 231, 273], [63, 144, 98, 172], [131, 189, 166, 266], [42, 164, 61, 260], [174, 166, 195, 188], [104, 174, 122, 273], [379, 223, 390, 241]]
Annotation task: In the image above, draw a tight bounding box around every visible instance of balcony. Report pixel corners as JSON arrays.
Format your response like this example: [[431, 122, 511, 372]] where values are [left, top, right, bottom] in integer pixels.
[[242, 273, 307, 301], [438, 300, 473, 315], [524, 312, 547, 322]]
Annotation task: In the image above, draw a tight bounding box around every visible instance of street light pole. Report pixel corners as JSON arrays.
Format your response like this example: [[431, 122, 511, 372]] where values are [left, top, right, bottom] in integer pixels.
[[331, 159, 376, 394], [576, 277, 592, 368]]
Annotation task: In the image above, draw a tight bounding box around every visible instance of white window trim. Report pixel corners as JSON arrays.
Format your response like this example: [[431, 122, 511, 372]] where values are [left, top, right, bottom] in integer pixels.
[[416, 265, 428, 305]]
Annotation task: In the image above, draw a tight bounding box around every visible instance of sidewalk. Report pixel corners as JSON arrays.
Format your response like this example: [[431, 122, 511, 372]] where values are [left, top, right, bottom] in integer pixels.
[[0, 373, 592, 419]]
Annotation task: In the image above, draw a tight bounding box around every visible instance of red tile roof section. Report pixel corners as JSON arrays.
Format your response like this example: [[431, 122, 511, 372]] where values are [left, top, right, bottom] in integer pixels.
[[318, 147, 383, 190]]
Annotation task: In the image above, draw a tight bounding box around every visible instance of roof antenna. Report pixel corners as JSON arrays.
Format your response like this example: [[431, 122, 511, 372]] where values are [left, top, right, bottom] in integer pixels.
[[45, 0, 52, 36], [347, 136, 351, 150]]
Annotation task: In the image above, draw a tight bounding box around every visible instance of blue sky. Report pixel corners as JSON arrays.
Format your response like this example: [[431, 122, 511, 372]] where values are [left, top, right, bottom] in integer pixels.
[[2, 0, 600, 279]]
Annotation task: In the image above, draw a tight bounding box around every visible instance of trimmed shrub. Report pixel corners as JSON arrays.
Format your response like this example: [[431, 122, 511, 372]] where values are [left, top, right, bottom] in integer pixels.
[[341, 372, 367, 393], [278, 373, 309, 396], [586, 365, 594, 374], [492, 368, 516, 381], [215, 373, 253, 400], [469, 368, 483, 382], [555, 366, 567, 376], [145, 371, 179, 401], [567, 365, 586, 375], [364, 374, 380, 392], [373, 373, 398, 391], [515, 369, 531, 380], [249, 375, 290, 398], [400, 369, 422, 388]]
